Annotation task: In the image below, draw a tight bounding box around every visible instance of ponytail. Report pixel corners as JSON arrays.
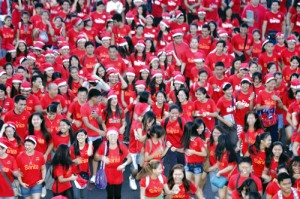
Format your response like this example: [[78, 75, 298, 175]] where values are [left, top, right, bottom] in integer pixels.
[[136, 160, 161, 180]]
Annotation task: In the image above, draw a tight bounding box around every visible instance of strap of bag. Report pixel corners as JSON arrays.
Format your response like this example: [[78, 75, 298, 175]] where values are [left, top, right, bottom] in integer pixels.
[[0, 162, 13, 190], [243, 34, 248, 51], [101, 142, 107, 170]]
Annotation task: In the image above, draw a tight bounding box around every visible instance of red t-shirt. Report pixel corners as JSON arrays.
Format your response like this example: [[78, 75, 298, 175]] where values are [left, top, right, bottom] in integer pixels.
[[208, 75, 229, 103], [239, 129, 264, 155], [140, 175, 168, 198], [52, 133, 70, 150], [272, 190, 300, 199], [198, 36, 215, 56], [217, 96, 236, 116], [25, 94, 41, 114], [266, 180, 281, 198], [4, 138, 24, 158], [250, 149, 266, 177], [205, 53, 231, 70], [80, 102, 102, 137], [40, 94, 66, 110], [208, 142, 217, 165], [96, 142, 129, 184], [112, 24, 131, 40], [193, 98, 217, 132], [95, 46, 109, 61], [185, 137, 206, 164], [4, 110, 31, 140], [129, 121, 145, 153], [234, 90, 252, 126], [161, 117, 186, 148], [68, 101, 84, 132], [180, 101, 195, 122], [31, 129, 51, 155], [281, 49, 300, 67], [151, 103, 169, 121], [257, 52, 281, 75], [231, 33, 254, 62], [218, 152, 238, 178], [16, 151, 45, 187], [102, 109, 125, 141], [52, 165, 73, 193], [102, 58, 126, 75], [170, 182, 197, 199], [201, 0, 220, 21], [228, 173, 263, 192], [0, 26, 16, 50], [144, 138, 165, 162], [0, 97, 14, 117], [256, 89, 277, 109], [91, 11, 108, 31], [0, 155, 18, 197], [70, 144, 93, 174], [291, 14, 300, 33], [264, 11, 285, 32], [241, 4, 266, 32]]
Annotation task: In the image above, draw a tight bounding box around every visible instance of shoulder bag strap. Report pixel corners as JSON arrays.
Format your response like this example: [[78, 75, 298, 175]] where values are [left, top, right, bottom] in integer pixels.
[[0, 162, 13, 190]]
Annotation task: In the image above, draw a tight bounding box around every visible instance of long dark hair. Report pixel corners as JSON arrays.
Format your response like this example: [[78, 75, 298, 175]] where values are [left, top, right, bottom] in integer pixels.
[[148, 124, 165, 139], [28, 112, 51, 144], [68, 66, 79, 90], [209, 125, 224, 146], [145, 38, 156, 54], [157, 27, 170, 41], [266, 141, 289, 168], [141, 111, 156, 132], [57, 119, 75, 145], [243, 111, 264, 132], [51, 144, 73, 170], [175, 88, 189, 113], [236, 178, 258, 197], [248, 132, 271, 155], [215, 133, 237, 163], [73, 129, 88, 156], [181, 122, 195, 150], [150, 77, 166, 95], [11, 83, 21, 98], [136, 160, 161, 180], [168, 164, 190, 192], [105, 140, 123, 156], [3, 126, 22, 147], [134, 46, 147, 60], [105, 98, 123, 122]]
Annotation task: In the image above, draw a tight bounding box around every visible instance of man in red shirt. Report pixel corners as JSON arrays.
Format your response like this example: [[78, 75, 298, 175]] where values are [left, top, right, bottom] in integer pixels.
[[228, 157, 263, 198], [205, 40, 230, 70], [67, 17, 84, 49], [0, 83, 13, 120], [4, 95, 30, 140], [80, 88, 105, 183], [102, 45, 126, 75], [40, 83, 66, 113], [112, 13, 131, 43], [198, 24, 216, 56], [232, 23, 254, 63], [67, 87, 88, 132], [81, 41, 100, 74], [241, 0, 266, 32], [262, 0, 285, 41], [272, 173, 300, 199], [20, 81, 42, 114]]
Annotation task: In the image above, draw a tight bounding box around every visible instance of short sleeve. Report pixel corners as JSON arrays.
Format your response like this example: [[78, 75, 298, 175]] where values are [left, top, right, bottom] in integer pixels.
[[96, 143, 106, 156], [140, 177, 146, 187], [80, 104, 89, 118], [54, 165, 64, 178]]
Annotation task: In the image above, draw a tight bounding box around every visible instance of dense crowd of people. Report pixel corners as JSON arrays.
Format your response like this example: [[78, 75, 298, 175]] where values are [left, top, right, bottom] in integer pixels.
[[1, 0, 300, 198]]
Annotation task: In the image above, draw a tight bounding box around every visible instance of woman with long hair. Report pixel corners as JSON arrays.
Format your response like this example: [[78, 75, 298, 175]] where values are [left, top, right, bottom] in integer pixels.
[[154, 20, 172, 50], [214, 133, 238, 199], [16, 11, 33, 47], [137, 160, 180, 199], [68, 66, 84, 95], [149, 71, 166, 101], [247, 132, 272, 185], [128, 111, 156, 190], [56, 78, 76, 111], [95, 128, 132, 199], [166, 164, 202, 199], [102, 90, 126, 141], [52, 119, 76, 151], [232, 178, 259, 199], [175, 88, 194, 122], [181, 121, 207, 198], [288, 156, 300, 191], [45, 104, 64, 135], [130, 40, 149, 73], [193, 87, 218, 132], [238, 111, 264, 156], [70, 129, 93, 199], [0, 121, 23, 158], [151, 91, 169, 123], [28, 112, 52, 162], [51, 144, 77, 198], [190, 70, 213, 101], [265, 141, 289, 182], [17, 136, 46, 199], [0, 16, 16, 57]]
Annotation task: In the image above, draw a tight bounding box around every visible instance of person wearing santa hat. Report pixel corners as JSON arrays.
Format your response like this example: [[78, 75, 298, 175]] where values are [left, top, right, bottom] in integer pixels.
[[0, 44, 16, 67], [0, 121, 23, 158], [20, 81, 43, 114], [51, 144, 78, 198], [112, 13, 132, 42], [149, 70, 166, 101], [102, 90, 126, 142], [258, 40, 281, 75], [16, 135, 46, 199], [280, 35, 300, 68], [95, 31, 112, 61], [66, 17, 85, 49], [71, 35, 88, 61], [91, 1, 108, 32], [0, 137, 20, 198], [95, 127, 132, 198], [155, 20, 173, 50], [170, 10, 189, 33], [190, 70, 213, 102], [256, 73, 283, 142]]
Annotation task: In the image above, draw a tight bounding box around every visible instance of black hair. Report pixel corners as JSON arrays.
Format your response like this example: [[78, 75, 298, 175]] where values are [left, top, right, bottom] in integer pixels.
[[196, 87, 210, 99], [47, 104, 57, 113], [239, 156, 252, 165], [105, 96, 123, 123], [77, 86, 88, 94], [85, 41, 95, 48], [150, 77, 166, 96], [28, 112, 51, 144], [141, 111, 156, 132], [73, 129, 88, 156], [215, 133, 237, 163], [168, 164, 190, 193], [209, 125, 224, 146], [216, 40, 226, 47], [252, 72, 263, 82], [240, 22, 249, 29], [266, 141, 289, 168], [236, 178, 258, 198], [3, 125, 22, 147], [243, 111, 264, 132], [215, 61, 225, 68], [230, 58, 242, 75], [57, 119, 75, 145], [138, 91, 150, 103], [175, 88, 189, 113], [277, 172, 292, 184], [112, 13, 123, 22], [88, 88, 102, 100], [248, 132, 271, 155], [51, 144, 73, 170], [69, 55, 82, 70], [14, 95, 26, 103], [0, 84, 6, 92], [208, 21, 217, 38], [148, 124, 165, 139], [145, 38, 156, 54], [202, 24, 210, 31]]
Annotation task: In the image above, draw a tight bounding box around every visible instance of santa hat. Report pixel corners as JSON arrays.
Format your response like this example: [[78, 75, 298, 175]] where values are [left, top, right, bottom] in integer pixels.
[[12, 74, 23, 83], [174, 75, 185, 84], [135, 80, 146, 88], [139, 65, 150, 73], [87, 75, 98, 83], [290, 79, 300, 89], [222, 82, 232, 90], [5, 121, 16, 130], [157, 49, 166, 57], [172, 29, 184, 38], [59, 42, 69, 50], [72, 17, 83, 26], [194, 53, 205, 63], [135, 40, 145, 48], [43, 63, 54, 72], [125, 11, 134, 20], [27, 53, 36, 61], [152, 70, 163, 78], [149, 56, 159, 64], [276, 32, 284, 38], [77, 35, 87, 43], [116, 37, 128, 47], [218, 29, 228, 37], [162, 12, 171, 20], [44, 50, 55, 57], [32, 43, 44, 51], [21, 81, 32, 90], [24, 135, 37, 145], [240, 77, 252, 84], [82, 14, 91, 22], [101, 32, 112, 41], [264, 73, 275, 83], [239, 63, 249, 71], [74, 175, 88, 189], [286, 35, 297, 43], [62, 56, 70, 62], [54, 78, 67, 87], [106, 127, 119, 137], [175, 10, 184, 18], [0, 70, 7, 77], [7, 44, 16, 53], [0, 138, 8, 149], [126, 67, 136, 76], [197, 7, 206, 15], [160, 20, 170, 28], [107, 90, 117, 100], [106, 69, 118, 77]]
